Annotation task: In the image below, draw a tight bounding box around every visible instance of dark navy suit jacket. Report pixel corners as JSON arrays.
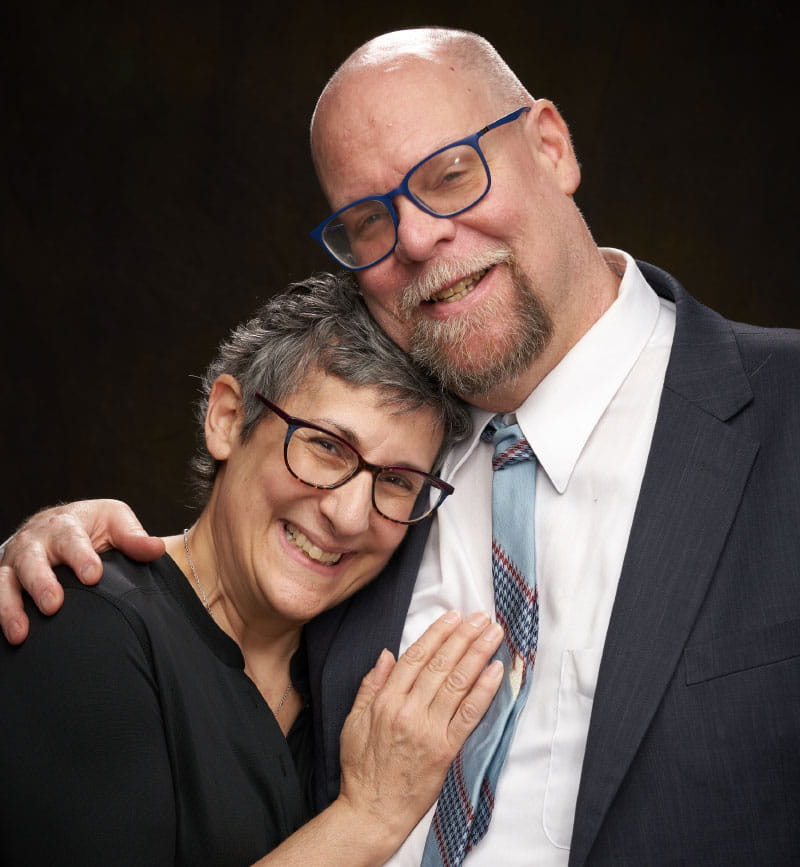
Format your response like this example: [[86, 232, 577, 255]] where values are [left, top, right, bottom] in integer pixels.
[[306, 262, 800, 864]]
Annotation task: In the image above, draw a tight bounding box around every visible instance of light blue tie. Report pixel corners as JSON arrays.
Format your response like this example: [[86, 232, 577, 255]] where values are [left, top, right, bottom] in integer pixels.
[[422, 414, 539, 865]]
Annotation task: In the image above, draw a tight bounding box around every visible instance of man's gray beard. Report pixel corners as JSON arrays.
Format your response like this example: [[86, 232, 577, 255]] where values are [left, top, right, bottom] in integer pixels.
[[404, 261, 553, 398]]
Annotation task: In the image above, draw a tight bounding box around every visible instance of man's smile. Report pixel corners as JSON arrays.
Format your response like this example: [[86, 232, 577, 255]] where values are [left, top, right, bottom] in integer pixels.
[[425, 267, 491, 304]]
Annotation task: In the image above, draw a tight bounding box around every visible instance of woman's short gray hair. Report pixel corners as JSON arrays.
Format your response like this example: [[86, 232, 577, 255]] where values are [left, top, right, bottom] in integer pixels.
[[189, 271, 471, 505]]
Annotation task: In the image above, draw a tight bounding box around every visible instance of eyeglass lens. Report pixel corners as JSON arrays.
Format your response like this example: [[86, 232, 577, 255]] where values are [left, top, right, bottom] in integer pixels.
[[286, 425, 443, 523], [322, 142, 489, 269]]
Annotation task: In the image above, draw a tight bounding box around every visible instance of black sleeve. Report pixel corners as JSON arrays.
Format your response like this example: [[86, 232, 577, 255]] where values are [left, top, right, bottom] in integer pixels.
[[0, 583, 177, 866]]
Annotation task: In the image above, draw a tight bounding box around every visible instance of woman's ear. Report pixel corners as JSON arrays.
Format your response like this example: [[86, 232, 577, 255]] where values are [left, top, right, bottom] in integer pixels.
[[527, 98, 581, 195], [205, 374, 243, 461]]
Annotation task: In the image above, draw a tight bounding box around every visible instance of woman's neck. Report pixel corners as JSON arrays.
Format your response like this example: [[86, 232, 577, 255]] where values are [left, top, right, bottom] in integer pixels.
[[162, 528, 304, 733]]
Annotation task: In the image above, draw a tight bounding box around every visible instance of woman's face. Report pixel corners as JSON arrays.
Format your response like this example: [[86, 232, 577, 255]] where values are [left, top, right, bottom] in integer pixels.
[[205, 369, 443, 625]]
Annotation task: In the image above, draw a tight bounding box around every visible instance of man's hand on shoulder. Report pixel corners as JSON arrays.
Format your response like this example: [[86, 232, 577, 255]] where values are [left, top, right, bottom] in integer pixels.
[[0, 499, 164, 644]]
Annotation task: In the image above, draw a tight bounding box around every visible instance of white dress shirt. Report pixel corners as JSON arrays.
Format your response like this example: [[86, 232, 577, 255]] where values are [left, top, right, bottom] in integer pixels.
[[387, 250, 676, 864]]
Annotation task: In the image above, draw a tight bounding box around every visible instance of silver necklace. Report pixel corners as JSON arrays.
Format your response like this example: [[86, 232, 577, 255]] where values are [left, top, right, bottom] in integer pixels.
[[182, 527, 293, 717], [183, 527, 214, 616], [273, 680, 294, 717]]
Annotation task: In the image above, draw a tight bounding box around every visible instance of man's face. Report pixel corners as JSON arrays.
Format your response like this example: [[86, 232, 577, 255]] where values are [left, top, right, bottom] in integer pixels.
[[313, 59, 582, 400]]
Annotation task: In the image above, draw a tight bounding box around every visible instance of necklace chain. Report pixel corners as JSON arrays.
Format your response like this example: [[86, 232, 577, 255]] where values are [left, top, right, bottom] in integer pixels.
[[273, 680, 294, 716], [182, 527, 293, 717], [183, 527, 213, 616]]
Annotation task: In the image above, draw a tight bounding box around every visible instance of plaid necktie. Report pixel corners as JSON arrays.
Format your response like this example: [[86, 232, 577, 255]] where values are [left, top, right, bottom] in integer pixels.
[[422, 414, 539, 866]]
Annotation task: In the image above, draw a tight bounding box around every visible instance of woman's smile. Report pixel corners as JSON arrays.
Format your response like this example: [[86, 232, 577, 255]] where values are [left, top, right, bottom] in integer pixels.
[[283, 520, 343, 567]]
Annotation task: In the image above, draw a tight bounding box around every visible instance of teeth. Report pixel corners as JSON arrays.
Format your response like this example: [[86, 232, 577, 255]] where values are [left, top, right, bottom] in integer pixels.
[[430, 268, 489, 303], [285, 523, 342, 566]]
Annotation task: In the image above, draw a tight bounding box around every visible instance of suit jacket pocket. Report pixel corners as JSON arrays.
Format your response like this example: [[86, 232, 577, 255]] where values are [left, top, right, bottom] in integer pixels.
[[684, 618, 800, 685]]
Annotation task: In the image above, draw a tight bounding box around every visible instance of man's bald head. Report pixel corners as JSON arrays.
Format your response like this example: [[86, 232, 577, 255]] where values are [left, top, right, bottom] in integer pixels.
[[310, 27, 530, 170]]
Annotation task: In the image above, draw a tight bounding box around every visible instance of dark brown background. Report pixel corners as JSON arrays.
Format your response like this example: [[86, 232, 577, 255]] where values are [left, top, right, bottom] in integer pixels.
[[2, 0, 797, 538]]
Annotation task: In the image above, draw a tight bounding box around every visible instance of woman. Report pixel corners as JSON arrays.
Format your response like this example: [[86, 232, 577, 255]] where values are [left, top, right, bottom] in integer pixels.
[[0, 273, 503, 865]]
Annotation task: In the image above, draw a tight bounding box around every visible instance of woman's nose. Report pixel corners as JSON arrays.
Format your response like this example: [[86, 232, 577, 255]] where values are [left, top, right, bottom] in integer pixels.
[[318, 471, 374, 536]]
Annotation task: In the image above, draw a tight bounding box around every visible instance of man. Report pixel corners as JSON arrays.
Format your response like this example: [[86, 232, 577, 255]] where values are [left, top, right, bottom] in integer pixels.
[[2, 27, 799, 865]]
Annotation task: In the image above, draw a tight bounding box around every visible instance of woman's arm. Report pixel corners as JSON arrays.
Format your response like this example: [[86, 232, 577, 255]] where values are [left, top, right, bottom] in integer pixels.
[[254, 611, 504, 866]]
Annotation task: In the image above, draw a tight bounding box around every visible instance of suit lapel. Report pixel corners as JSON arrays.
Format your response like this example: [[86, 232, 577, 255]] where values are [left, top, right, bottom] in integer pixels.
[[305, 518, 432, 809], [569, 266, 759, 864]]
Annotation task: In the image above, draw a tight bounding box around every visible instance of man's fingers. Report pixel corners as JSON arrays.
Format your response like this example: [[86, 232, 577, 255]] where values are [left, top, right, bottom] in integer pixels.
[[0, 565, 30, 645], [1, 537, 68, 613], [95, 500, 164, 562], [47, 500, 164, 581], [8, 508, 107, 589], [0, 499, 162, 641], [42, 528, 104, 585], [113, 533, 166, 562]]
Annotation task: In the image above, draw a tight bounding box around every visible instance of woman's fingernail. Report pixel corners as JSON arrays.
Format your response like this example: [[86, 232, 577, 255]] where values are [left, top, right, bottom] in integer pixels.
[[467, 611, 489, 628], [482, 622, 504, 641]]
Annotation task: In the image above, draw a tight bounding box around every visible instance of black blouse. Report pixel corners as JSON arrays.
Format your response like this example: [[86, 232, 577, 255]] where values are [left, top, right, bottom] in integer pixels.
[[0, 551, 312, 866]]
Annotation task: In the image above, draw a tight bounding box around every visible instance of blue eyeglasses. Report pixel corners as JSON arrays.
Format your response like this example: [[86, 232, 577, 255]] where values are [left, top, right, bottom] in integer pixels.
[[310, 106, 531, 271]]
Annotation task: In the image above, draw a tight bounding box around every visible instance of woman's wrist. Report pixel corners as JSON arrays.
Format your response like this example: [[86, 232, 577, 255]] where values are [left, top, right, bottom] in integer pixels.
[[325, 794, 411, 864]]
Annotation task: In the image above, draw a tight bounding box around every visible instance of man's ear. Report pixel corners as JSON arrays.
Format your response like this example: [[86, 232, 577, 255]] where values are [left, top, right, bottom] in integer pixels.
[[205, 374, 243, 461], [527, 99, 581, 195]]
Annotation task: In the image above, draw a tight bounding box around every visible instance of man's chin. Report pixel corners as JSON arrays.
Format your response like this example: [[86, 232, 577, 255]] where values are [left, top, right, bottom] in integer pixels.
[[410, 329, 528, 397], [408, 290, 552, 397]]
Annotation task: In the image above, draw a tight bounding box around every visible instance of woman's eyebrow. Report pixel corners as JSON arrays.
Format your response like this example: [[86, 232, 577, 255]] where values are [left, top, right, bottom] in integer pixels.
[[312, 416, 435, 472], [314, 418, 361, 448]]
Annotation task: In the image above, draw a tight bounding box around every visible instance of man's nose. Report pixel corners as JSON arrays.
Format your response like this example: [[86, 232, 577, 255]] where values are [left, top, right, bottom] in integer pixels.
[[392, 197, 457, 264], [318, 471, 374, 536]]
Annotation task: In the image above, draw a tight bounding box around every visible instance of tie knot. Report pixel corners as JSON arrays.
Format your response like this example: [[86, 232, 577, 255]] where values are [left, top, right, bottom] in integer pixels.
[[482, 414, 535, 471]]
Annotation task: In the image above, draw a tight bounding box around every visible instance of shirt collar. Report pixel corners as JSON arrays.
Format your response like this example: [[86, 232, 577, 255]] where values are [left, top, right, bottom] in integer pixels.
[[443, 250, 662, 492]]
